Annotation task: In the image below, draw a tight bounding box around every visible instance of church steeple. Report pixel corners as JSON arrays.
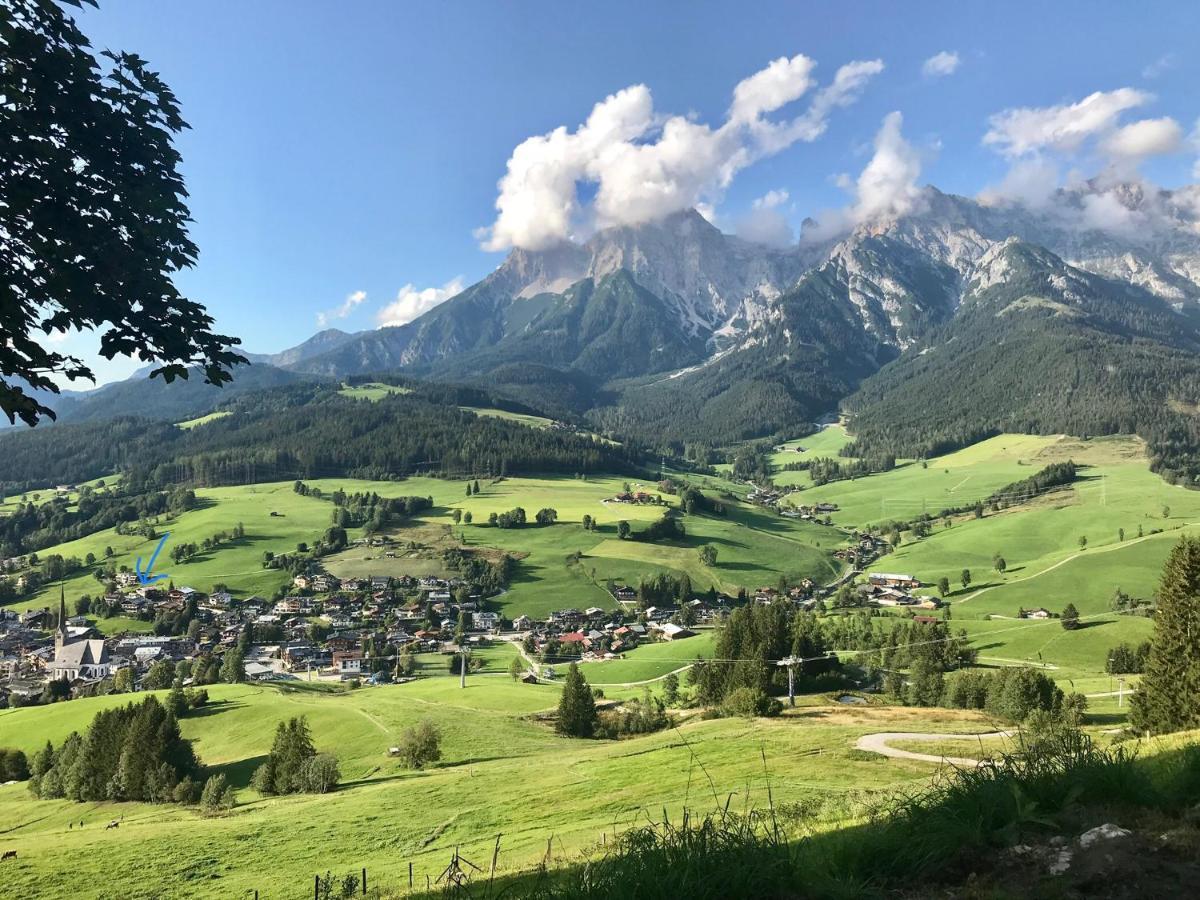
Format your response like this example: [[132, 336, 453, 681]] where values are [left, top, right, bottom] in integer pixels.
[[56, 582, 69, 650]]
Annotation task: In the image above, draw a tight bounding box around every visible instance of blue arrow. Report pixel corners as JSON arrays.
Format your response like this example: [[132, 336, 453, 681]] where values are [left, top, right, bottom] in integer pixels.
[[136, 532, 171, 586]]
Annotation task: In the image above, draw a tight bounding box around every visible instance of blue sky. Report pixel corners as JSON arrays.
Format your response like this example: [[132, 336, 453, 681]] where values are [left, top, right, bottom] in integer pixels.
[[62, 0, 1199, 384]]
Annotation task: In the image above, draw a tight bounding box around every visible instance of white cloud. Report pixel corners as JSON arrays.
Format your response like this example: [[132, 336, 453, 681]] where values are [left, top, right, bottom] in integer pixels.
[[979, 90, 1186, 221], [735, 189, 795, 248], [851, 111, 925, 221], [480, 54, 883, 251], [729, 55, 816, 125], [922, 51, 960, 78], [753, 189, 789, 209], [316, 289, 367, 328], [983, 88, 1151, 157], [1078, 190, 1141, 236], [376, 278, 465, 328], [805, 112, 927, 240], [1101, 116, 1184, 163], [1142, 53, 1176, 80], [978, 158, 1061, 209]]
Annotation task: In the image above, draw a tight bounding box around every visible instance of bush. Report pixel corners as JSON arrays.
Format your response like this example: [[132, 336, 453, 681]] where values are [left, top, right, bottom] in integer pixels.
[[172, 776, 201, 804], [300, 753, 341, 793], [598, 691, 674, 738], [722, 687, 783, 719], [0, 748, 30, 782], [397, 719, 442, 770], [199, 773, 235, 815]]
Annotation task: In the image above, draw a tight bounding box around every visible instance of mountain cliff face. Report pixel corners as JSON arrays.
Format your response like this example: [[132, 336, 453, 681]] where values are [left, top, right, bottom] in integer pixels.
[[260, 179, 1200, 457], [842, 237, 1200, 481], [48, 180, 1200, 469]]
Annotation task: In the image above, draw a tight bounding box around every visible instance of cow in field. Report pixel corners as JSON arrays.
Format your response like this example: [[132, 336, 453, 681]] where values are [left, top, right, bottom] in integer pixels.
[[1, 850, 16, 861], [106, 820, 119, 830]]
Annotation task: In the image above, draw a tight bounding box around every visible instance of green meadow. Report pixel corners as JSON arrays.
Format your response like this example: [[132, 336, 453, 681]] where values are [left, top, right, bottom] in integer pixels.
[[10, 472, 847, 623], [771, 424, 856, 488], [336, 382, 413, 401], [175, 410, 232, 429], [0, 676, 1014, 900]]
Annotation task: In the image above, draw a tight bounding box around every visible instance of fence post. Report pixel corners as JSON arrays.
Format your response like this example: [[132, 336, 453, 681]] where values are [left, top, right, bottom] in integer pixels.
[[362, 867, 367, 895], [314, 874, 319, 900], [408, 862, 413, 889]]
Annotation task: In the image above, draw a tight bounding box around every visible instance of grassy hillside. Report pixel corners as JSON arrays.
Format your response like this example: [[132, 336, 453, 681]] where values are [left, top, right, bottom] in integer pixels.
[[0, 676, 1018, 900], [8, 473, 846, 623]]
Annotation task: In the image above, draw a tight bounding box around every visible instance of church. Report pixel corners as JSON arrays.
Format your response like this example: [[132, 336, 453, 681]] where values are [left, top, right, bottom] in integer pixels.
[[51, 587, 111, 682]]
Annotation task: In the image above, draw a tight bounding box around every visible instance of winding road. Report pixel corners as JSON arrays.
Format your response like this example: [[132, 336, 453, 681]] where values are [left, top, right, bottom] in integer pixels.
[[854, 730, 1013, 767]]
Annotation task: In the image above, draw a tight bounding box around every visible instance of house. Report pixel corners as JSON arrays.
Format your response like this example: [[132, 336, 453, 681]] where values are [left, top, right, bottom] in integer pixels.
[[612, 586, 638, 603], [512, 615, 533, 631], [868, 573, 921, 589], [244, 661, 274, 680], [912, 615, 940, 625], [332, 651, 364, 675], [472, 611, 501, 631], [656, 622, 695, 641], [1021, 608, 1053, 620]]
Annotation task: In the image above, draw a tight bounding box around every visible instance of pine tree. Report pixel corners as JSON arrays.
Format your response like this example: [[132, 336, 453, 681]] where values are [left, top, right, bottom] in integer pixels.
[[220, 648, 245, 684], [1131, 536, 1200, 734], [556, 663, 597, 738]]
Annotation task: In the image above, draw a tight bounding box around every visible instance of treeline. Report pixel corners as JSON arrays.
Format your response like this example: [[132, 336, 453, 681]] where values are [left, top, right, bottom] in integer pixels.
[[656, 479, 726, 516], [441, 548, 515, 595], [927, 667, 1083, 725], [633, 513, 685, 543], [1106, 641, 1151, 675], [985, 461, 1076, 506], [0, 484, 195, 558], [782, 453, 897, 486], [0, 382, 644, 493], [841, 257, 1200, 485], [689, 606, 844, 710], [295, 481, 433, 531], [28, 696, 202, 804], [170, 522, 245, 563]]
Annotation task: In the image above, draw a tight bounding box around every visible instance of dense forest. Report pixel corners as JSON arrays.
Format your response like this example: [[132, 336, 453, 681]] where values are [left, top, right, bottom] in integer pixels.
[[842, 244, 1200, 485], [0, 382, 645, 493]]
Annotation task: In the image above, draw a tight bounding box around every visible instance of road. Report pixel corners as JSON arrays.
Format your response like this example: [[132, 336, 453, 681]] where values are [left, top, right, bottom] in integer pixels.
[[854, 730, 1013, 767]]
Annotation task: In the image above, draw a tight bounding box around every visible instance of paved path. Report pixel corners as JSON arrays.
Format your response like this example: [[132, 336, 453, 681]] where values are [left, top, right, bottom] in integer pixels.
[[854, 730, 1013, 767]]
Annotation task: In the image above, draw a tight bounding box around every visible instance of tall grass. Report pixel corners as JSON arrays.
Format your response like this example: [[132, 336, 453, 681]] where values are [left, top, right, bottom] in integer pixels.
[[409, 732, 1200, 899]]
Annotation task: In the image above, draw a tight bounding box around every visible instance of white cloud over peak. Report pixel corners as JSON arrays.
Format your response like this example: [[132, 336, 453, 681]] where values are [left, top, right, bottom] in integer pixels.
[[376, 277, 465, 328], [921, 50, 960, 78], [983, 88, 1151, 157], [735, 189, 795, 248], [479, 54, 884, 251], [852, 111, 925, 221], [316, 289, 367, 328], [978, 88, 1189, 231], [804, 112, 927, 241]]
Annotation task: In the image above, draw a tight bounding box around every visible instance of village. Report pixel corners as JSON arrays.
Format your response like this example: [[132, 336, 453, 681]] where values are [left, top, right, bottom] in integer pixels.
[[0, 541, 956, 706]]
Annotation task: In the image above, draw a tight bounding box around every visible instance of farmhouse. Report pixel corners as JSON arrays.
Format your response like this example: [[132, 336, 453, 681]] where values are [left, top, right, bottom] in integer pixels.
[[868, 572, 921, 589], [1021, 607, 1054, 620], [655, 622, 695, 641]]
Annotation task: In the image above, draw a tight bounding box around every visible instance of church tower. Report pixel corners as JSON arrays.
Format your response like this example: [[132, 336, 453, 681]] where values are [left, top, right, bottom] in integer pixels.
[[55, 582, 69, 652]]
